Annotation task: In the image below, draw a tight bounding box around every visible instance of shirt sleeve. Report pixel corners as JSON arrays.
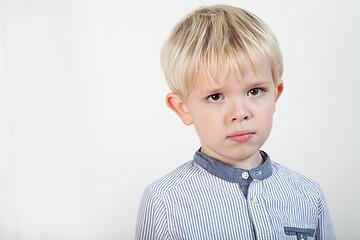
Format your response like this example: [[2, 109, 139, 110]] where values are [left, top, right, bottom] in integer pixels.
[[135, 186, 169, 240], [315, 192, 336, 240]]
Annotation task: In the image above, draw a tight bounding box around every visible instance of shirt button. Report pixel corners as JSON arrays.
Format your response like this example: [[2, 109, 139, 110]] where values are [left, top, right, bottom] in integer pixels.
[[241, 172, 249, 179], [251, 197, 259, 204]]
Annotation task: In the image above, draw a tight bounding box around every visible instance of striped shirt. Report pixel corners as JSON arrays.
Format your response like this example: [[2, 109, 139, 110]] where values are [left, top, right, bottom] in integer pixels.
[[136, 150, 335, 239]]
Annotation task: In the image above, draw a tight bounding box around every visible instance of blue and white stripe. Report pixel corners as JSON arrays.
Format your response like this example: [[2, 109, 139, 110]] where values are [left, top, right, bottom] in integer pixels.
[[136, 150, 335, 239]]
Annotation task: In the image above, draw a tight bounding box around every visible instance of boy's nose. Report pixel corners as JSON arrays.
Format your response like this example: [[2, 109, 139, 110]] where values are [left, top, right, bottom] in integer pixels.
[[230, 100, 249, 122], [231, 113, 249, 122]]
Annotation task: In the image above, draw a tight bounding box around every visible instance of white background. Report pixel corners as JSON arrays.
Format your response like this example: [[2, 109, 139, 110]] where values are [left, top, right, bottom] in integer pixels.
[[1, 0, 359, 239]]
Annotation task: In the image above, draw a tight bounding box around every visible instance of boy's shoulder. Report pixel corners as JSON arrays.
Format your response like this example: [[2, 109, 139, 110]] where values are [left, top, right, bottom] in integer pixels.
[[271, 161, 324, 198], [145, 160, 203, 197]]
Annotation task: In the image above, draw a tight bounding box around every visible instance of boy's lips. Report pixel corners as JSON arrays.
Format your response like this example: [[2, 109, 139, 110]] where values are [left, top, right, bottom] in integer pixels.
[[227, 131, 255, 143]]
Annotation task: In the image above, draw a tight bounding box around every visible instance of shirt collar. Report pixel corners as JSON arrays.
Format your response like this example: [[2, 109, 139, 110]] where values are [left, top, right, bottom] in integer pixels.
[[193, 149, 273, 183]]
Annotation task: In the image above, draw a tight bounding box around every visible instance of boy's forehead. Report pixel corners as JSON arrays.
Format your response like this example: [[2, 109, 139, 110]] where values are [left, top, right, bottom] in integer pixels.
[[193, 57, 272, 92]]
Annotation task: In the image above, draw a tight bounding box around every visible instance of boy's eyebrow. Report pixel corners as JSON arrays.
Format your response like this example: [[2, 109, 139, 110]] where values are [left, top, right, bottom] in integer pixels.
[[200, 78, 272, 94], [200, 86, 227, 95], [248, 79, 272, 86]]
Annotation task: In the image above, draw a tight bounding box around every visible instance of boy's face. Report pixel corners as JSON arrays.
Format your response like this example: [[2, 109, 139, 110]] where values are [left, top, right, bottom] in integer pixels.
[[167, 58, 283, 169]]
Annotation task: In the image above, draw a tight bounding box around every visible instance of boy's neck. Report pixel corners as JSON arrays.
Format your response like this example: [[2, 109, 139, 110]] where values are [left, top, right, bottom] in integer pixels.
[[199, 148, 264, 170]]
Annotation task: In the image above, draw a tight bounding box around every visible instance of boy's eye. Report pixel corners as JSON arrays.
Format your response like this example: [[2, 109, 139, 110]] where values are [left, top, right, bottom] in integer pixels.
[[207, 93, 224, 102], [248, 88, 264, 96]]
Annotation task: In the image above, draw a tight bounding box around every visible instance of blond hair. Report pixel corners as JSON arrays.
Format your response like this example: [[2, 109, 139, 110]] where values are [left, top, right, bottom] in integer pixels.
[[160, 5, 283, 100]]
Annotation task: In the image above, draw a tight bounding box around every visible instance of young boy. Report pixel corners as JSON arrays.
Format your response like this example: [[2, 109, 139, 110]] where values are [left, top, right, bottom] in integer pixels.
[[136, 5, 335, 240]]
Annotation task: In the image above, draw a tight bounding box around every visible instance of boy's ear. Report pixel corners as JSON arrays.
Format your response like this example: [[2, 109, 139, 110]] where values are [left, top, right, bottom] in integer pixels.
[[166, 93, 193, 125], [274, 81, 284, 112]]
